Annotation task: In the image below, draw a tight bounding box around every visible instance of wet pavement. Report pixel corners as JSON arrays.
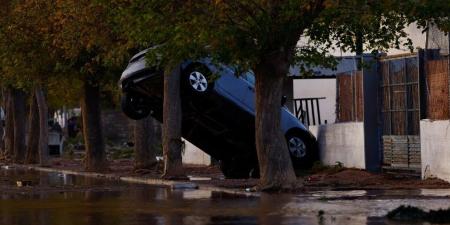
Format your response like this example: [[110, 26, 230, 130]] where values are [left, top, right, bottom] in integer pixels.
[[1, 167, 450, 225]]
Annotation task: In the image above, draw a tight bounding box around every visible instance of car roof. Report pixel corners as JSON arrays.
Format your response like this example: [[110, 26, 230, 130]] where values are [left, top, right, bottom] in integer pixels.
[[129, 49, 149, 63]]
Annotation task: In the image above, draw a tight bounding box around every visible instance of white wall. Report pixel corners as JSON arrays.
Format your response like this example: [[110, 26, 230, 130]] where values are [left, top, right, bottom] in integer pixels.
[[386, 24, 426, 55], [182, 139, 211, 166], [420, 120, 450, 182], [293, 78, 336, 124], [298, 23, 426, 57], [310, 122, 366, 169]]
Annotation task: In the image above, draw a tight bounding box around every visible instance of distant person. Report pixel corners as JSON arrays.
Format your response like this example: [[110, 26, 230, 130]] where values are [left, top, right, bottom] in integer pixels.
[[49, 120, 63, 133], [67, 117, 79, 138]]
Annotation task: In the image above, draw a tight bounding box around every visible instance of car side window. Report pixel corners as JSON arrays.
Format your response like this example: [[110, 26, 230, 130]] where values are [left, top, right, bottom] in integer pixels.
[[241, 72, 255, 86]]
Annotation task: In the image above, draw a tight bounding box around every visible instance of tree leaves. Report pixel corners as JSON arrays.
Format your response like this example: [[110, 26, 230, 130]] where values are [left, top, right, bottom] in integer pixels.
[[0, 0, 136, 108], [1, 0, 448, 107], [115, 0, 449, 74]]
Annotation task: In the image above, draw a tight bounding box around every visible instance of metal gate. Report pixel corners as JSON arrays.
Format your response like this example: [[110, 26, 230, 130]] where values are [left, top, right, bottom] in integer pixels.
[[293, 97, 326, 126], [379, 55, 421, 170]]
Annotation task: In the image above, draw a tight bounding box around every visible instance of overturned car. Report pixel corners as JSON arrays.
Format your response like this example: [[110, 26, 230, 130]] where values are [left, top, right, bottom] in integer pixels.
[[119, 49, 318, 178]]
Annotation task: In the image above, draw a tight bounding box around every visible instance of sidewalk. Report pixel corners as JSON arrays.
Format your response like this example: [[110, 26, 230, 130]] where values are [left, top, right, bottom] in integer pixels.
[[3, 158, 450, 194], [2, 158, 260, 196]]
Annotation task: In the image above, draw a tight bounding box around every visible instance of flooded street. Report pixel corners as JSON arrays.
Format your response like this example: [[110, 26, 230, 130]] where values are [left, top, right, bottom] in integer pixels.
[[1, 168, 450, 225]]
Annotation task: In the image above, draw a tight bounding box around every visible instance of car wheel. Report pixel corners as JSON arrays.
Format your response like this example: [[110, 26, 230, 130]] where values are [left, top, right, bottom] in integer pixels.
[[285, 129, 317, 169], [182, 64, 214, 95], [121, 92, 151, 120], [220, 158, 259, 179]]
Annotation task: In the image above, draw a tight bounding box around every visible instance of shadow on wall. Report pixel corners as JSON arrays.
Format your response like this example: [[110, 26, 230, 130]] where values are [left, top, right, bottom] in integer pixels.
[[311, 122, 366, 169]]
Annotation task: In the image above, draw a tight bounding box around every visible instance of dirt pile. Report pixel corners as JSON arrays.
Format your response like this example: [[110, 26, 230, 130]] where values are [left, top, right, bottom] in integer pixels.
[[304, 168, 450, 190]]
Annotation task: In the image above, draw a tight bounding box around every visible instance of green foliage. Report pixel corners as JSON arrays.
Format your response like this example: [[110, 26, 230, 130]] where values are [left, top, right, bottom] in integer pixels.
[[3, 0, 447, 107], [114, 0, 450, 74], [0, 0, 139, 108], [111, 0, 213, 69], [47, 75, 83, 108], [0, 0, 54, 90]]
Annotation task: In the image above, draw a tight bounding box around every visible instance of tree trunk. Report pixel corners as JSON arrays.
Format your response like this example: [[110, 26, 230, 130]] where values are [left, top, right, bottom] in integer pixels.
[[254, 58, 297, 191], [80, 78, 107, 172], [12, 89, 26, 163], [35, 85, 49, 166], [0, 106, 3, 157], [25, 92, 39, 164], [0, 88, 6, 157], [3, 88, 14, 162], [161, 65, 186, 179], [134, 116, 158, 171]]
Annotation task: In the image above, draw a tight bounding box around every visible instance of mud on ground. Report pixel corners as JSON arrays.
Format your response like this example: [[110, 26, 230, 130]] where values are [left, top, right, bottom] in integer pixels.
[[4, 158, 450, 192], [302, 168, 450, 190]]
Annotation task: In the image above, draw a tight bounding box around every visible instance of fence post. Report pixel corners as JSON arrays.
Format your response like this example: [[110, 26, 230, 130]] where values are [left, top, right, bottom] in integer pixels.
[[418, 49, 427, 119], [362, 55, 381, 172], [335, 75, 340, 122], [447, 41, 450, 116]]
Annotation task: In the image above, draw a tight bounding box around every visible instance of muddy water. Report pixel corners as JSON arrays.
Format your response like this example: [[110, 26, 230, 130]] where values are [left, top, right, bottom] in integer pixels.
[[1, 168, 450, 225]]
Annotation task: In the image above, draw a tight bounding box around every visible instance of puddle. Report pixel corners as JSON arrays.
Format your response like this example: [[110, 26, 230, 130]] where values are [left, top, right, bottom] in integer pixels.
[[420, 189, 450, 197], [307, 190, 368, 199], [188, 176, 212, 181], [182, 190, 213, 199], [1, 165, 14, 170], [1, 168, 450, 225]]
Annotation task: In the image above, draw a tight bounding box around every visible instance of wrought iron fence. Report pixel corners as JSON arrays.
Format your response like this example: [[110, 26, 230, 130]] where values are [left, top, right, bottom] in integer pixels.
[[293, 97, 326, 126]]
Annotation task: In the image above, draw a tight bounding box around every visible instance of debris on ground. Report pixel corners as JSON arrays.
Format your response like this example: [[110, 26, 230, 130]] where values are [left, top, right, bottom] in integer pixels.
[[16, 180, 33, 187], [3, 158, 450, 191], [303, 168, 450, 190], [387, 205, 450, 223]]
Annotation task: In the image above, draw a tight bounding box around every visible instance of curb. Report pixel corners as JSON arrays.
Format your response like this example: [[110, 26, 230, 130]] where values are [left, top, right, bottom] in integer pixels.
[[3, 164, 259, 197]]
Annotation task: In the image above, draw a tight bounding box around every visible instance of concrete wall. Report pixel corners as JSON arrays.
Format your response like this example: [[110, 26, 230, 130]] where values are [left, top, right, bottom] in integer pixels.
[[102, 110, 134, 144], [420, 120, 450, 182], [310, 122, 366, 169], [182, 139, 211, 166], [293, 78, 337, 124]]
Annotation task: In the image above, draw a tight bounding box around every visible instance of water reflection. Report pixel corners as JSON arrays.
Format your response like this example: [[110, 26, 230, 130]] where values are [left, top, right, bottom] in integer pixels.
[[420, 189, 450, 197], [308, 190, 368, 199], [1, 168, 450, 225], [182, 190, 212, 199]]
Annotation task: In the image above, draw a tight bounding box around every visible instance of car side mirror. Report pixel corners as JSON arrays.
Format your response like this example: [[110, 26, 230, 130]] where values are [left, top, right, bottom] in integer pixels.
[[281, 95, 287, 106]]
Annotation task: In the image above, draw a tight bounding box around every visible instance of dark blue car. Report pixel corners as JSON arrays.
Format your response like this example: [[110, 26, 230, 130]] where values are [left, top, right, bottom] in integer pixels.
[[119, 49, 318, 178]]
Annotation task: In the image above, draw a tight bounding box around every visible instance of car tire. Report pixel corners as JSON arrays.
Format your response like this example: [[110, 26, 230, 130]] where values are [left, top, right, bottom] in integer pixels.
[[220, 158, 259, 179], [121, 92, 151, 120], [182, 64, 214, 95], [285, 129, 318, 170]]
